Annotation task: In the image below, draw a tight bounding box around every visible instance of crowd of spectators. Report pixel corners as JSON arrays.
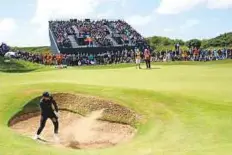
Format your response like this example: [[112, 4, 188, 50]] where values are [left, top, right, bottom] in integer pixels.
[[107, 20, 146, 45], [9, 48, 232, 67], [155, 48, 232, 62], [49, 19, 148, 48], [0, 43, 10, 56], [13, 49, 135, 66], [49, 21, 72, 48]]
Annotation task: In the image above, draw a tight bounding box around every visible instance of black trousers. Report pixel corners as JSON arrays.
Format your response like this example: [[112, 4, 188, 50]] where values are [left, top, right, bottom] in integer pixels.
[[145, 59, 151, 69], [37, 114, 59, 135]]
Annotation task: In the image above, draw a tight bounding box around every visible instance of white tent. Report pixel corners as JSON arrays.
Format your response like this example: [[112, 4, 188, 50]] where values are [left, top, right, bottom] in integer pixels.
[[4, 52, 16, 58]]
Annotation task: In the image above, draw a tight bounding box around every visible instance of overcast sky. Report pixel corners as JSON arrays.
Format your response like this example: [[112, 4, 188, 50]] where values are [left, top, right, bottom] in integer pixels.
[[0, 0, 232, 46]]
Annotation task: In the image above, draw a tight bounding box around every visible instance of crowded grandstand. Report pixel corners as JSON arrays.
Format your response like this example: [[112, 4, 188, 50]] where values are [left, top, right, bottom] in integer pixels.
[[49, 19, 148, 49]]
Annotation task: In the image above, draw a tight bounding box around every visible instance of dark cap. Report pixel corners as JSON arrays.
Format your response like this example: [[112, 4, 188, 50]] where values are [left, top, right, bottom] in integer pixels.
[[42, 92, 50, 97]]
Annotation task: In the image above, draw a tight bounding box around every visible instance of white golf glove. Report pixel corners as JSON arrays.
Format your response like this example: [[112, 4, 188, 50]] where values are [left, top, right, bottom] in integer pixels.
[[54, 111, 59, 118]]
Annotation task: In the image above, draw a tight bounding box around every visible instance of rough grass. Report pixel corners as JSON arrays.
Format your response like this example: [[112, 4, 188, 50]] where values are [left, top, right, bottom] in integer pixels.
[[0, 60, 232, 155], [12, 46, 51, 54], [0, 56, 44, 73]]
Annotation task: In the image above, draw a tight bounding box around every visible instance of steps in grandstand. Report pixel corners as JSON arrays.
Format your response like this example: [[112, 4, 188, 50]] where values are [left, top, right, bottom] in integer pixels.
[[105, 25, 113, 35], [68, 35, 79, 48], [72, 25, 79, 34], [128, 40, 133, 46], [106, 35, 118, 46]]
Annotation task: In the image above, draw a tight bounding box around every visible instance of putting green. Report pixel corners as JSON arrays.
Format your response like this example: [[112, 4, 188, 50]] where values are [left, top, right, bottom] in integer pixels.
[[0, 60, 232, 155]]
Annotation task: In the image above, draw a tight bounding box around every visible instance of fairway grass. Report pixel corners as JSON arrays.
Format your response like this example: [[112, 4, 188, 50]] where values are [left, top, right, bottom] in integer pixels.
[[0, 60, 232, 155]]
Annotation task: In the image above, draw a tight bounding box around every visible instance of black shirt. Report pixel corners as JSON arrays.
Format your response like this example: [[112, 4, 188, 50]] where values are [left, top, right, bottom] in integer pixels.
[[39, 97, 58, 116]]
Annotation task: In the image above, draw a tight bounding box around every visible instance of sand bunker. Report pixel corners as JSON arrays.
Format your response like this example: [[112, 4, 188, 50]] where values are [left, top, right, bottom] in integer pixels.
[[9, 93, 139, 149], [11, 111, 136, 149], [10, 110, 136, 149]]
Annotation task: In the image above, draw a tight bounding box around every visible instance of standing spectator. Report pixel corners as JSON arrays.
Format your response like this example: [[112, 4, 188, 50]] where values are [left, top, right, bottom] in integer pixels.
[[135, 49, 141, 69], [144, 49, 151, 69]]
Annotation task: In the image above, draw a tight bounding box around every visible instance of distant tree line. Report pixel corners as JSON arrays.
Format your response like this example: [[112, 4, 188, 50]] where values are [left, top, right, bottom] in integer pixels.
[[146, 32, 232, 51]]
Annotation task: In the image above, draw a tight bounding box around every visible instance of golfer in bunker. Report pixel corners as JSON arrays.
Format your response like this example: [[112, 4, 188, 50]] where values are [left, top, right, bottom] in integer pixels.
[[34, 92, 59, 141]]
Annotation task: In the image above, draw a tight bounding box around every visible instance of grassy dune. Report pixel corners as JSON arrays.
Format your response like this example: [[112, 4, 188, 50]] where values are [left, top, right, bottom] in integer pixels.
[[0, 57, 44, 73], [12, 46, 51, 54], [0, 60, 232, 155]]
